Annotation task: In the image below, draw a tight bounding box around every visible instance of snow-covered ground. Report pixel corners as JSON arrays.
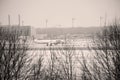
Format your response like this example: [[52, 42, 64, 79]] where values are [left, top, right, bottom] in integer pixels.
[[26, 38, 98, 78], [28, 38, 99, 48], [27, 38, 96, 65]]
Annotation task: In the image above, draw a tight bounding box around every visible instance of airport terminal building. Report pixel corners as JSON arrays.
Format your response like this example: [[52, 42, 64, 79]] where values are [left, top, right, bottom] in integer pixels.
[[0, 25, 36, 39]]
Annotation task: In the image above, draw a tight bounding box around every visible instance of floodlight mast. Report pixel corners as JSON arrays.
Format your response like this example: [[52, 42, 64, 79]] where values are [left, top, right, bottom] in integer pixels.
[[8, 14, 11, 26], [72, 18, 75, 28], [18, 14, 21, 26]]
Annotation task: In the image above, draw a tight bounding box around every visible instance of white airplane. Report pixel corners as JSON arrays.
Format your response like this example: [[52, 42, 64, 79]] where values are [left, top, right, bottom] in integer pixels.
[[34, 39, 65, 46]]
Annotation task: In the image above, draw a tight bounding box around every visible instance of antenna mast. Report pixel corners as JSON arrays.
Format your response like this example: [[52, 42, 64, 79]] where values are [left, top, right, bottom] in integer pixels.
[[8, 15, 11, 26]]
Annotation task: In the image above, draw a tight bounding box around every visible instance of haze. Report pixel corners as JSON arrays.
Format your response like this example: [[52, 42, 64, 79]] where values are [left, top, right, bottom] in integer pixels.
[[0, 0, 120, 28]]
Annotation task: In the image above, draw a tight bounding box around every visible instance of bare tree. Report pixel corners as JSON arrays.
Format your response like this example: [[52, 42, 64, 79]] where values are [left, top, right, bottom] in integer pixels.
[[94, 23, 120, 80], [79, 21, 120, 80], [51, 40, 77, 80], [28, 54, 44, 80], [0, 27, 32, 80]]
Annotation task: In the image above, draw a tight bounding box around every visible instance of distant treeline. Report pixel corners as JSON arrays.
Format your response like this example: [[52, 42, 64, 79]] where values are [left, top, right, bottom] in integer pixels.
[[36, 27, 102, 35]]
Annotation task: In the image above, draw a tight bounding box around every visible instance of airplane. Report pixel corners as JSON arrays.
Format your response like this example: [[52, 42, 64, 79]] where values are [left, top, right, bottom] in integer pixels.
[[34, 39, 65, 46]]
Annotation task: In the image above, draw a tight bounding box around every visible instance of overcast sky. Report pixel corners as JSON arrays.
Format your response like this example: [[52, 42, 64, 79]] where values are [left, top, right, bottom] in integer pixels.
[[0, 0, 120, 28]]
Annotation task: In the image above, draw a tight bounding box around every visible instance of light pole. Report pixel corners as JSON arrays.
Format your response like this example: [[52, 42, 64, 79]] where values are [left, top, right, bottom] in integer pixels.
[[18, 14, 21, 26], [46, 19, 48, 28], [45, 19, 48, 38], [100, 16, 102, 27], [8, 14, 11, 26], [72, 18, 75, 28], [104, 12, 107, 26]]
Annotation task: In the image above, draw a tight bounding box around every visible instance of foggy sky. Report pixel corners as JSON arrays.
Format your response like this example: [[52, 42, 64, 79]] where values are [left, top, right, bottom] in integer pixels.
[[0, 0, 120, 28]]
